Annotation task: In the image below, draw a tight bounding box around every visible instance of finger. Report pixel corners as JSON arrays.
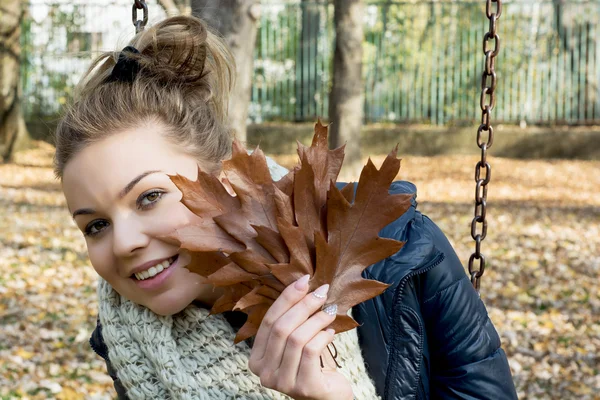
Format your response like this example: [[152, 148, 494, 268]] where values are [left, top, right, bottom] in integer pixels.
[[275, 307, 337, 389], [262, 284, 330, 373], [296, 328, 336, 385], [250, 274, 310, 368]]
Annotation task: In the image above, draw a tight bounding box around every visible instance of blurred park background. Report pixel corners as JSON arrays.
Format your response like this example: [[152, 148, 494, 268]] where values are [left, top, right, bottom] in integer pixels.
[[1, 0, 599, 399]]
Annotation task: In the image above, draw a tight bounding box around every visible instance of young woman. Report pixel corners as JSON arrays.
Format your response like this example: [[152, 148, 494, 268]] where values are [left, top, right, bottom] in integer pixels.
[[55, 15, 517, 400]]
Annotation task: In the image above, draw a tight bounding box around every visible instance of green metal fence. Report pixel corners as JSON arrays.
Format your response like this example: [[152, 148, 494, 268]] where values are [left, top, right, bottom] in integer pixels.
[[21, 0, 600, 125], [254, 0, 600, 124]]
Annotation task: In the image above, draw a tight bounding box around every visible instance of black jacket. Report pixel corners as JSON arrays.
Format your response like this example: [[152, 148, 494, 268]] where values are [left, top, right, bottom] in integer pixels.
[[350, 181, 517, 399], [90, 180, 518, 399]]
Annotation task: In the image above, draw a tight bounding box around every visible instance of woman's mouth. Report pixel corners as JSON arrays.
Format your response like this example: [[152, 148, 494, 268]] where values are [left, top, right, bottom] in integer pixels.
[[133, 255, 179, 281]]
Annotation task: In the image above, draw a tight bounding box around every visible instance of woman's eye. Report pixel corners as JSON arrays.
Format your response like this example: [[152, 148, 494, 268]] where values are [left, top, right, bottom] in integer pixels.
[[85, 220, 109, 237], [138, 190, 165, 209]]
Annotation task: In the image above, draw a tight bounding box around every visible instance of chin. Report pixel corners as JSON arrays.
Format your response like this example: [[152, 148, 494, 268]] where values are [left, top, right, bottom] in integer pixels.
[[144, 290, 198, 316], [146, 298, 192, 316]]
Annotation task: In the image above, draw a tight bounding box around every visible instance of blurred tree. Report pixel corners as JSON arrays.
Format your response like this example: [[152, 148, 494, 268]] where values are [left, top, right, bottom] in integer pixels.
[[553, 0, 569, 51], [329, 0, 363, 173], [157, 0, 190, 16], [0, 0, 30, 162], [191, 0, 260, 142], [296, 0, 321, 120]]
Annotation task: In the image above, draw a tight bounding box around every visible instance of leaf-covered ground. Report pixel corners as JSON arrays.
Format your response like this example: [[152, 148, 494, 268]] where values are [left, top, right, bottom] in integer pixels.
[[1, 142, 599, 399]]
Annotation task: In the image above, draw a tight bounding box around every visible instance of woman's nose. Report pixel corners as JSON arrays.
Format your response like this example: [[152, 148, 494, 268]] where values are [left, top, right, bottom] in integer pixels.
[[111, 217, 150, 257]]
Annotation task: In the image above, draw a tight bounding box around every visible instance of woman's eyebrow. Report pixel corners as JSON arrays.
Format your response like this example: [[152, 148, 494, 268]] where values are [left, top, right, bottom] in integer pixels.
[[71, 170, 162, 219], [72, 208, 95, 218], [118, 170, 162, 199]]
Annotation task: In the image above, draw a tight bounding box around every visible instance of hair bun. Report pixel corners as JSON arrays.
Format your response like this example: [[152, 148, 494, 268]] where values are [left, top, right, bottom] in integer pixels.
[[131, 16, 210, 85]]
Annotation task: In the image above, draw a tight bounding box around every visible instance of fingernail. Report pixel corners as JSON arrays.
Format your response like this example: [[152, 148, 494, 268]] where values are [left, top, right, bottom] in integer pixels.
[[326, 328, 335, 336], [312, 284, 330, 299], [322, 304, 338, 316], [294, 274, 310, 290]]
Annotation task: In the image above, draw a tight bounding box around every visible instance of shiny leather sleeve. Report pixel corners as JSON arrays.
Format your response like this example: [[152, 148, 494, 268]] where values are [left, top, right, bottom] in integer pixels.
[[418, 215, 518, 399], [344, 180, 517, 399]]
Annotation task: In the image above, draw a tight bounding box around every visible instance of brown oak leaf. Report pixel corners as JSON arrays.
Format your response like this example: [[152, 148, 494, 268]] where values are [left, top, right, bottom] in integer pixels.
[[166, 121, 413, 343]]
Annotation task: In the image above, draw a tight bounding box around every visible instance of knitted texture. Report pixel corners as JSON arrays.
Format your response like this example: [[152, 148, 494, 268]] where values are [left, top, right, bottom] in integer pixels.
[[98, 278, 290, 399], [98, 279, 381, 399], [333, 326, 381, 400]]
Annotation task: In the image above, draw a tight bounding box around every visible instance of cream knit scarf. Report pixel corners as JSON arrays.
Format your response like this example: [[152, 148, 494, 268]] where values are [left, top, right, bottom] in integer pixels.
[[98, 279, 381, 399], [96, 157, 381, 399]]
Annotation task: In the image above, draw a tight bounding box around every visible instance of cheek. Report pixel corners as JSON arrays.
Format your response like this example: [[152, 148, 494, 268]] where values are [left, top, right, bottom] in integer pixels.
[[149, 198, 196, 234], [87, 240, 115, 279]]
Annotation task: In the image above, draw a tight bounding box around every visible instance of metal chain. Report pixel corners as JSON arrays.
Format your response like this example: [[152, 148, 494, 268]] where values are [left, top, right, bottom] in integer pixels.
[[132, 0, 148, 34], [469, 0, 502, 294]]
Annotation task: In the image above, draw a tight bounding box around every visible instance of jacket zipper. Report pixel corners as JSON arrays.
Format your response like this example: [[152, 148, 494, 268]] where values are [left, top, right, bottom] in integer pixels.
[[385, 250, 446, 400], [393, 251, 446, 307]]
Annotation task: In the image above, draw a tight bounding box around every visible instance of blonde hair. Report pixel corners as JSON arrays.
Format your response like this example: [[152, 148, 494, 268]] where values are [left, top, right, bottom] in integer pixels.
[[54, 15, 235, 178]]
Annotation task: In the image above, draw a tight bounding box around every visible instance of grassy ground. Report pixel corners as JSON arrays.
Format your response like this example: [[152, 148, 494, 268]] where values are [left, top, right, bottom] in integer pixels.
[[1, 141, 599, 399]]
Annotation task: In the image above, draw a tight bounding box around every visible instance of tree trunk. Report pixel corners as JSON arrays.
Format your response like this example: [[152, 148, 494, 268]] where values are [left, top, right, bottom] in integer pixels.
[[553, 0, 569, 52], [157, 0, 190, 16], [158, 0, 183, 16], [329, 0, 363, 178], [0, 0, 30, 162], [296, 0, 320, 121], [191, 0, 259, 143]]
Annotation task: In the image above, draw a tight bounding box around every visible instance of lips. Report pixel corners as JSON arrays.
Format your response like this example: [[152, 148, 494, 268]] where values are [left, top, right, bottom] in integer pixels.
[[132, 254, 182, 290], [130, 254, 179, 280]]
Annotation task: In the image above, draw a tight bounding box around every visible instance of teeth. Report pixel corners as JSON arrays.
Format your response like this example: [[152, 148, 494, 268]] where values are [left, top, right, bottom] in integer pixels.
[[134, 257, 175, 281]]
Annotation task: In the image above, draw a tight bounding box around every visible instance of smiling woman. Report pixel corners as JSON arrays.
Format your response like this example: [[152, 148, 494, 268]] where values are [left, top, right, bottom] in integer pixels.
[[54, 16, 365, 400], [61, 122, 224, 316], [53, 14, 516, 400]]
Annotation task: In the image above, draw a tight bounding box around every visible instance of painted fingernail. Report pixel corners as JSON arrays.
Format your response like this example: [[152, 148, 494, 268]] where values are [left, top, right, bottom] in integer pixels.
[[294, 274, 310, 290], [326, 328, 335, 336], [322, 304, 338, 316], [312, 284, 330, 299]]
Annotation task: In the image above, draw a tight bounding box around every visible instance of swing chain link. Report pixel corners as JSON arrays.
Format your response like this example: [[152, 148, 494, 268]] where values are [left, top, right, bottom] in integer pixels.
[[470, 0, 502, 293], [132, 0, 148, 34]]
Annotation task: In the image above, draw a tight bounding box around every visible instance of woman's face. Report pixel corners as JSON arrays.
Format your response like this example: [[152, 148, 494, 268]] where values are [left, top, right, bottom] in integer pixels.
[[62, 123, 219, 315]]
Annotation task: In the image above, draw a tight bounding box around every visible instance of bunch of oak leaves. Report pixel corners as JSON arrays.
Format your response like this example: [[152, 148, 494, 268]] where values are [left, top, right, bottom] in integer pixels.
[[165, 122, 413, 344]]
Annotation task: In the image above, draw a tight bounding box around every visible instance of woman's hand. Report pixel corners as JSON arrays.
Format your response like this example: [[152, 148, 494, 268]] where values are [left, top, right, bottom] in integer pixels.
[[248, 275, 354, 400]]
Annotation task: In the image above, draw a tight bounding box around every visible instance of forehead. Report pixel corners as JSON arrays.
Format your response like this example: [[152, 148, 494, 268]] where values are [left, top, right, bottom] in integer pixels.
[[61, 126, 197, 209], [88, 124, 178, 164]]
